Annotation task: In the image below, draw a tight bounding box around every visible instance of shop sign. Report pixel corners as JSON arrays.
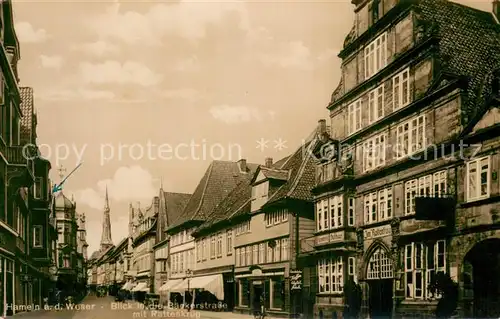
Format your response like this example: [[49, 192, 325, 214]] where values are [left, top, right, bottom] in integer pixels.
[[364, 224, 391, 240], [290, 270, 302, 291]]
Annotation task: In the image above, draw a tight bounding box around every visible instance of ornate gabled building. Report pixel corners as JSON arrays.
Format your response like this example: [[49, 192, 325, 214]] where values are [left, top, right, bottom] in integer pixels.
[[304, 0, 500, 318]]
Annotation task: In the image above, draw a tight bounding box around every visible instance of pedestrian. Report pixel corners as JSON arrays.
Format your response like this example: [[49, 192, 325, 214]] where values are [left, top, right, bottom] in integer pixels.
[[259, 293, 266, 319]]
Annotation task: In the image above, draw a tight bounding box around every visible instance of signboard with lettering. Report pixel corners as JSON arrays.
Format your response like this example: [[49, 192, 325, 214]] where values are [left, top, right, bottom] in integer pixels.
[[364, 225, 391, 240], [290, 270, 302, 291], [314, 231, 345, 246]]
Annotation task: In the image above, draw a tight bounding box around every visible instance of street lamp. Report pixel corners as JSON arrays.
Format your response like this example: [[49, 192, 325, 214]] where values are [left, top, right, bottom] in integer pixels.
[[185, 269, 193, 312]]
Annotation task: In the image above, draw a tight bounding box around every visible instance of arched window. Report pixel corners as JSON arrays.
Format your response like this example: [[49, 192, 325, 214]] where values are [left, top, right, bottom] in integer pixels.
[[367, 247, 393, 279]]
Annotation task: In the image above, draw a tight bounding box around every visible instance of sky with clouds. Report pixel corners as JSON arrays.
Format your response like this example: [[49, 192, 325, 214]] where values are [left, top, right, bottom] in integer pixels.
[[12, 0, 493, 254]]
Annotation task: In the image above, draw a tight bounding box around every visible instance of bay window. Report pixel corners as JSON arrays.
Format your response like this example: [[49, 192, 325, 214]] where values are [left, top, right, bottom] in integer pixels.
[[368, 85, 384, 124], [365, 32, 387, 79], [466, 156, 490, 202], [364, 187, 392, 224], [363, 133, 386, 172], [318, 257, 344, 293], [405, 170, 448, 215], [396, 115, 425, 158], [393, 68, 410, 110], [405, 240, 446, 299], [316, 195, 343, 231], [348, 99, 362, 135]]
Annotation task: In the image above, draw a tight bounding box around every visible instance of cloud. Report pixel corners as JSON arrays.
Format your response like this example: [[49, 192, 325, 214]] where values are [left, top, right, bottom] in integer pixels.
[[15, 22, 49, 43], [39, 88, 115, 101], [40, 55, 64, 69], [79, 60, 162, 87], [86, 0, 249, 45], [75, 41, 119, 56], [174, 56, 199, 72], [256, 41, 313, 70], [162, 88, 201, 102], [209, 105, 264, 124], [75, 165, 157, 210]]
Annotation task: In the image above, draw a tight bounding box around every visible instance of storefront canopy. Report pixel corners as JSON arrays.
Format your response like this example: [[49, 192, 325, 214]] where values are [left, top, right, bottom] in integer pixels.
[[159, 279, 183, 292], [131, 282, 149, 292], [121, 282, 133, 291], [188, 274, 224, 300]]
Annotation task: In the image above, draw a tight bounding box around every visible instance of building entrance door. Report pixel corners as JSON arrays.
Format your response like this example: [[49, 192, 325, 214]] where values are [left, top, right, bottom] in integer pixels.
[[366, 247, 394, 319], [464, 239, 500, 318]]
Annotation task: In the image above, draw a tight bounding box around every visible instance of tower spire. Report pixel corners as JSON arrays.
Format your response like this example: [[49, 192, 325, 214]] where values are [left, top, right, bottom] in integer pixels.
[[100, 185, 113, 250]]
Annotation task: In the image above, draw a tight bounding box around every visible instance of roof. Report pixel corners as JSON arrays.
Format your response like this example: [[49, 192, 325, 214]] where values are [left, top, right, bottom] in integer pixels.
[[54, 191, 74, 210], [19, 87, 35, 144], [259, 166, 289, 181], [413, 0, 500, 123], [168, 160, 259, 231], [273, 156, 290, 169], [263, 133, 319, 207], [193, 174, 254, 234], [163, 192, 192, 226]]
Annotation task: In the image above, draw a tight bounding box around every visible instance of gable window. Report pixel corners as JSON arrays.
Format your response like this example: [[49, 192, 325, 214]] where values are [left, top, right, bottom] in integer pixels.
[[365, 32, 387, 79], [405, 240, 446, 299], [348, 100, 362, 135], [368, 85, 384, 124], [363, 133, 387, 172], [316, 195, 343, 232], [33, 225, 43, 247], [466, 156, 490, 202], [393, 68, 410, 110], [405, 171, 447, 215], [396, 115, 425, 159]]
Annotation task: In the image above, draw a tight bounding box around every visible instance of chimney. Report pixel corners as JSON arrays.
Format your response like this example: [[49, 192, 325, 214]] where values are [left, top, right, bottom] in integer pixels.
[[238, 159, 247, 172], [494, 0, 500, 22], [265, 157, 273, 168], [318, 119, 327, 136]]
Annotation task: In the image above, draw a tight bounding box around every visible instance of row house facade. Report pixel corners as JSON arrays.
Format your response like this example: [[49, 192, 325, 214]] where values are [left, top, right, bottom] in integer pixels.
[[162, 160, 258, 306], [300, 0, 500, 318], [0, 4, 57, 312]]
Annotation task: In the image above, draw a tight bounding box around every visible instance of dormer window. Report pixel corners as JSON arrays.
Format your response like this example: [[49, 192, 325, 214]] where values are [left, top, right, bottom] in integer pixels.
[[251, 181, 269, 212]]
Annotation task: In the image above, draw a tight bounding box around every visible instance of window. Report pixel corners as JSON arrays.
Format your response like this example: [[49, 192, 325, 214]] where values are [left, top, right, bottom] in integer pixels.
[[226, 230, 233, 255], [34, 177, 43, 199], [370, 0, 381, 24], [318, 257, 344, 293], [63, 255, 71, 268], [33, 225, 43, 247], [405, 171, 447, 215], [265, 209, 288, 227], [405, 240, 446, 299], [196, 242, 201, 262], [364, 188, 392, 224], [348, 99, 362, 135], [348, 197, 355, 226], [281, 238, 289, 261], [396, 115, 425, 158], [367, 248, 393, 279], [202, 239, 207, 261], [239, 279, 250, 307], [466, 156, 490, 201], [235, 221, 251, 236], [363, 133, 386, 172], [348, 257, 357, 283], [365, 32, 387, 79], [217, 233, 223, 258], [368, 85, 384, 124], [273, 240, 280, 262], [253, 245, 258, 265], [393, 68, 410, 110], [180, 253, 184, 272], [267, 242, 273, 263], [270, 277, 285, 310], [316, 195, 343, 232], [235, 248, 240, 267], [259, 243, 265, 264]]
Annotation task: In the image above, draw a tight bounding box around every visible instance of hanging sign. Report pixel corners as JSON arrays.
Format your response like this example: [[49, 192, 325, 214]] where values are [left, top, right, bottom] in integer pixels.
[[290, 270, 302, 291]]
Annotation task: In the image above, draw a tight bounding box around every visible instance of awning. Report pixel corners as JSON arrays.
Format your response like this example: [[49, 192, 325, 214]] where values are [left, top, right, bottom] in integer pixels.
[[121, 282, 133, 290], [188, 274, 224, 300], [159, 279, 183, 292], [169, 279, 189, 293], [131, 282, 149, 292]]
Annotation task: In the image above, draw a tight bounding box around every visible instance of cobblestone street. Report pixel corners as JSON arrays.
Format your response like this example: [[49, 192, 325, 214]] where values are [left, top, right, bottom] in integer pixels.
[[11, 296, 268, 319]]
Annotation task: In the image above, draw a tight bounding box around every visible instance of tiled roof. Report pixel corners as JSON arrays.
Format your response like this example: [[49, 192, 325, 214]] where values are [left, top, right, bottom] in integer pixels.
[[168, 160, 259, 231], [194, 175, 253, 234], [264, 133, 319, 207], [415, 0, 500, 123], [163, 191, 191, 226], [19, 87, 34, 144], [259, 167, 289, 181], [273, 156, 290, 169]]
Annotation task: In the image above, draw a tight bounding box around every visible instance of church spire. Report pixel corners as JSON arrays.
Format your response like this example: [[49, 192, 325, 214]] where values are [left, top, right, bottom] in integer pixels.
[[100, 185, 113, 251]]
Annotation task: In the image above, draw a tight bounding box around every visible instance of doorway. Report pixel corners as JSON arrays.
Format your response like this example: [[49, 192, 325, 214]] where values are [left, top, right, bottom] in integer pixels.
[[368, 279, 392, 318], [464, 239, 500, 318]]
